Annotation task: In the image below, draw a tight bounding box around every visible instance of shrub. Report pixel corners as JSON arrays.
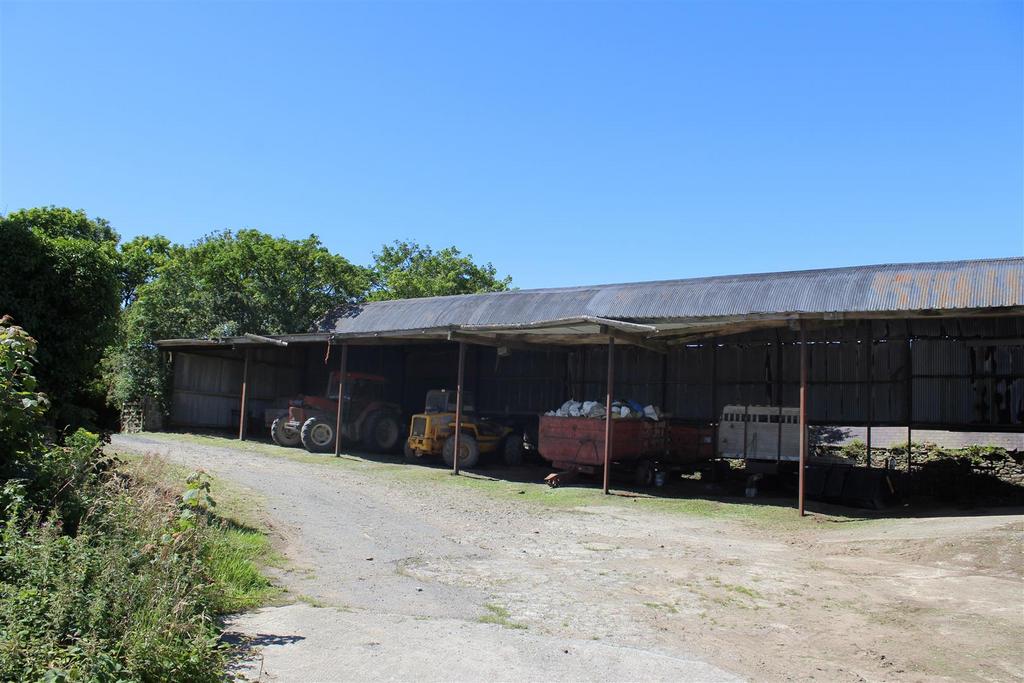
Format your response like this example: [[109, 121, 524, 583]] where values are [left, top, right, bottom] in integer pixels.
[[0, 464, 274, 681]]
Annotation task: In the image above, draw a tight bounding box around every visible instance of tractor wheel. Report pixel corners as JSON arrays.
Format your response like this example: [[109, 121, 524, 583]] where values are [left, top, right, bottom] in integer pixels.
[[403, 440, 418, 461], [362, 411, 402, 453], [300, 417, 335, 453], [633, 459, 655, 488], [502, 434, 524, 466], [271, 417, 301, 447], [442, 433, 480, 469]]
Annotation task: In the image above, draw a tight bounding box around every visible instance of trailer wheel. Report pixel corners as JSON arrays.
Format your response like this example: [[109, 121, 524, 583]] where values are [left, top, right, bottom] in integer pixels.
[[271, 417, 301, 448], [362, 411, 402, 452], [442, 433, 480, 469], [502, 434, 524, 466], [633, 459, 655, 488], [710, 459, 731, 483], [300, 417, 335, 453]]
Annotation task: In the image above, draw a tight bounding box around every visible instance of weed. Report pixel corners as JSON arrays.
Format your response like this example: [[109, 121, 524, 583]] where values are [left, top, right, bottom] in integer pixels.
[[642, 601, 679, 613], [477, 603, 528, 629]]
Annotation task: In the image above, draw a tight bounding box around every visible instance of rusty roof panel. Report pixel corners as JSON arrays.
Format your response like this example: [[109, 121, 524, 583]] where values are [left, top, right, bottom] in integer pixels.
[[316, 258, 1024, 335]]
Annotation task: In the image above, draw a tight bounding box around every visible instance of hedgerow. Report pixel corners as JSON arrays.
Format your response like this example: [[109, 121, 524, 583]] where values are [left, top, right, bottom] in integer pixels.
[[0, 316, 272, 681]]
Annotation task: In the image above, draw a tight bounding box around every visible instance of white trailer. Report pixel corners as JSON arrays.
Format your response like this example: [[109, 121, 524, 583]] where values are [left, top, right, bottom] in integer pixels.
[[718, 404, 802, 462]]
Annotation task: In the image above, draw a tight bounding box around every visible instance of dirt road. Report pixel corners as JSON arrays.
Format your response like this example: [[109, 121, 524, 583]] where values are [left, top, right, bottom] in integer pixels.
[[112, 433, 1023, 683]]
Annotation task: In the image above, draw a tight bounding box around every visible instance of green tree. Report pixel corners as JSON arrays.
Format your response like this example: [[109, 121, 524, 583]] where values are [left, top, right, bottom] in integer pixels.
[[119, 234, 172, 306], [0, 208, 122, 427], [106, 229, 369, 408], [367, 240, 511, 301]]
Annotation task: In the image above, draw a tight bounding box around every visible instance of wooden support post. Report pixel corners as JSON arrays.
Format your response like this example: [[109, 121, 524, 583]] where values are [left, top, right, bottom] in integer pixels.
[[334, 343, 349, 457], [710, 340, 719, 458], [798, 324, 808, 517], [866, 323, 873, 467], [906, 324, 913, 473], [660, 352, 669, 414], [452, 342, 466, 475], [238, 349, 251, 440], [742, 404, 749, 459], [776, 331, 783, 462], [603, 336, 615, 495]]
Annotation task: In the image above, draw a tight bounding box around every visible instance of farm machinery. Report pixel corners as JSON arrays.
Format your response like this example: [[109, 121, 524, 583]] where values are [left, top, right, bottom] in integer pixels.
[[404, 389, 524, 469], [267, 371, 403, 454]]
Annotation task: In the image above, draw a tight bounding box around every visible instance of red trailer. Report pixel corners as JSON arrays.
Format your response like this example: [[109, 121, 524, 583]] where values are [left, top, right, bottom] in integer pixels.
[[538, 416, 718, 487]]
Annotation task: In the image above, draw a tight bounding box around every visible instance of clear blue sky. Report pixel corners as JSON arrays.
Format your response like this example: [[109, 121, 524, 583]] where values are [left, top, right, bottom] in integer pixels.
[[2, 1, 1021, 289]]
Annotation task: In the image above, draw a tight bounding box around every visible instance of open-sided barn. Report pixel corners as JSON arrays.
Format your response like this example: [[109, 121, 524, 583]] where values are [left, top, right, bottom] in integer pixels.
[[156, 257, 1024, 510]]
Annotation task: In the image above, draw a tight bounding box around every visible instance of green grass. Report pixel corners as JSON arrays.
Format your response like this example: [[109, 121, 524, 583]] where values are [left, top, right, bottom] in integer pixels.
[[130, 431, 877, 530], [477, 603, 528, 629], [721, 583, 763, 600], [203, 525, 280, 611], [118, 452, 283, 611], [642, 601, 679, 613]]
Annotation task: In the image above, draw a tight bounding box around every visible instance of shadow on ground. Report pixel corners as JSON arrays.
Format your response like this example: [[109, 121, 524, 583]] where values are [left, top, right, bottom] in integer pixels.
[[158, 429, 1024, 522]]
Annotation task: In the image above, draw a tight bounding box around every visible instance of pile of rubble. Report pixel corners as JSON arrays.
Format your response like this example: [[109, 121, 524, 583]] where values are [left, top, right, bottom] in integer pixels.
[[544, 399, 662, 420]]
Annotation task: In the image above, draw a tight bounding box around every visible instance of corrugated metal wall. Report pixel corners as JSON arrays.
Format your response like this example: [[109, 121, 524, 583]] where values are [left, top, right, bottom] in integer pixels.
[[169, 316, 1024, 432], [569, 317, 1023, 428], [170, 347, 306, 429]]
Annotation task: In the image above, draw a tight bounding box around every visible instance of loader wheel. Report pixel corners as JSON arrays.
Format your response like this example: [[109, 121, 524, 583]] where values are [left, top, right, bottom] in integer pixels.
[[403, 440, 418, 461], [300, 417, 335, 453], [271, 417, 301, 448], [502, 434, 524, 466], [362, 412, 402, 453], [442, 433, 480, 469]]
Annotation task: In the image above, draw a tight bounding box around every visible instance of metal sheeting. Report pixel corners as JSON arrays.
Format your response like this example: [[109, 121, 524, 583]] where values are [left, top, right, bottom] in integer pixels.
[[568, 318, 1023, 428], [167, 315, 1024, 433], [170, 349, 304, 429], [316, 258, 1024, 336]]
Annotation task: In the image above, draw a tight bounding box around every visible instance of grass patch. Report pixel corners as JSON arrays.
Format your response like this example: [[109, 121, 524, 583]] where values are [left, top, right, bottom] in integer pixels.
[[721, 583, 763, 600], [120, 454, 283, 611], [642, 601, 679, 613], [478, 603, 528, 629]]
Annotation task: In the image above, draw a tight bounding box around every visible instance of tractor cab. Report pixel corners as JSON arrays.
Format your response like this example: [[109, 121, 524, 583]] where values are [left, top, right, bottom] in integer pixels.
[[270, 372, 402, 454], [327, 372, 386, 403], [423, 389, 475, 414]]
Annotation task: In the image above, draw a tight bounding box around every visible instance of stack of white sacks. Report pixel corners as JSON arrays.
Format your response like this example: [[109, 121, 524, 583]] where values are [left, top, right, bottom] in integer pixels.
[[544, 400, 662, 420]]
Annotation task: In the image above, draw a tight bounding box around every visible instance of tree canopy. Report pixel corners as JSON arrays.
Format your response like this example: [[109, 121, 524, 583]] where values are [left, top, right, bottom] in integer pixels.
[[0, 208, 122, 426], [2, 206, 514, 421], [367, 240, 511, 301]]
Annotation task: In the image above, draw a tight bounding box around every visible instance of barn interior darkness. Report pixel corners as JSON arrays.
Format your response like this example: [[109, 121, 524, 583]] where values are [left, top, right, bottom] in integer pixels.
[[166, 315, 1024, 436]]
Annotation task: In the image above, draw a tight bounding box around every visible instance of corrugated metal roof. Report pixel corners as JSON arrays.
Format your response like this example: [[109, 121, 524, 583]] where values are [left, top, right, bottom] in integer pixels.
[[316, 258, 1024, 336]]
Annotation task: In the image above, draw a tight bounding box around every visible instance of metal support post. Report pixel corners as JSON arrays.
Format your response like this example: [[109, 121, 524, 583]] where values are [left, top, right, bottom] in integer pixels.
[[603, 337, 615, 495]]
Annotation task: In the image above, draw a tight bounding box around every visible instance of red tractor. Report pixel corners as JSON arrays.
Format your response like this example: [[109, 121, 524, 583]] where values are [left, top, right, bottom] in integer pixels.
[[268, 372, 403, 454]]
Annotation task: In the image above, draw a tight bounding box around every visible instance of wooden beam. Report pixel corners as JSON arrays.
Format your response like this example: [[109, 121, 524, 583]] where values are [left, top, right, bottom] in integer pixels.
[[238, 349, 251, 440], [598, 325, 667, 355], [334, 344, 348, 457], [244, 333, 288, 346], [452, 341, 467, 475], [798, 324, 808, 517], [447, 331, 564, 352], [603, 336, 615, 495]]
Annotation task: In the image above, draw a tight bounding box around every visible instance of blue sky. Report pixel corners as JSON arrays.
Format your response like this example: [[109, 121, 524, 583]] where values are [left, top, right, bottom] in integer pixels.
[[2, 1, 1021, 289]]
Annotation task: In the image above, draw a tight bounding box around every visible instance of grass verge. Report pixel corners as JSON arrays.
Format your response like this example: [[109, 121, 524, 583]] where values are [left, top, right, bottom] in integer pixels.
[[1, 445, 279, 681], [120, 454, 283, 612]]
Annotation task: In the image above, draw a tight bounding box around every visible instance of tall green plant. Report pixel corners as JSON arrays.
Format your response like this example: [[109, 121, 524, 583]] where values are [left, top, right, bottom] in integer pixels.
[[0, 208, 122, 429], [0, 317, 49, 468]]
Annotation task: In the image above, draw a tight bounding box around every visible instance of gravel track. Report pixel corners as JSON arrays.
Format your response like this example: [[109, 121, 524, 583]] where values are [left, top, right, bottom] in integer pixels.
[[112, 433, 1024, 683]]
